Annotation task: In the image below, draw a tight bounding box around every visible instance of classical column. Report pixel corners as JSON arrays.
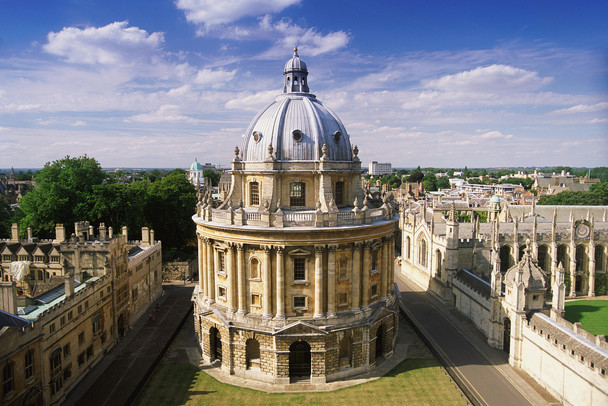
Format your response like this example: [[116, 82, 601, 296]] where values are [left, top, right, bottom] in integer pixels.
[[197, 235, 205, 296], [327, 245, 337, 317], [263, 246, 272, 318], [381, 238, 388, 298], [207, 240, 215, 303], [362, 241, 372, 308], [236, 244, 246, 314], [226, 244, 236, 312], [314, 245, 324, 318], [388, 234, 394, 293], [275, 246, 285, 318], [351, 243, 361, 311]]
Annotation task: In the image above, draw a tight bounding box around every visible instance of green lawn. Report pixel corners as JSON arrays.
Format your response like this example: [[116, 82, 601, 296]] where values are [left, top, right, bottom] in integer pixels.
[[136, 358, 468, 406], [564, 299, 608, 336]]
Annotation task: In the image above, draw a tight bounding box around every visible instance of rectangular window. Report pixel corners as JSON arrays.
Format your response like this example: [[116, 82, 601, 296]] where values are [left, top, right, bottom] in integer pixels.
[[60, 316, 65, 327], [68, 311, 73, 321], [338, 292, 348, 306], [218, 286, 227, 300], [78, 352, 85, 367], [218, 251, 225, 273], [84, 301, 89, 310], [78, 305, 82, 314], [293, 258, 306, 281], [335, 181, 344, 205], [25, 350, 34, 379], [250, 182, 260, 206], [293, 296, 306, 309], [251, 293, 261, 307], [86, 346, 93, 360], [93, 315, 102, 336], [289, 182, 305, 207], [371, 284, 378, 298], [63, 344, 70, 357], [49, 323, 56, 334], [78, 332, 85, 346]]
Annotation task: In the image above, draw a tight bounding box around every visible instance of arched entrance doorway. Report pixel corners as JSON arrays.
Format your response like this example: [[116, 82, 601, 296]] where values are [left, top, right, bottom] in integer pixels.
[[503, 318, 511, 354], [289, 341, 311, 381], [210, 327, 222, 363], [500, 246, 512, 273], [375, 326, 384, 359], [575, 275, 583, 293]]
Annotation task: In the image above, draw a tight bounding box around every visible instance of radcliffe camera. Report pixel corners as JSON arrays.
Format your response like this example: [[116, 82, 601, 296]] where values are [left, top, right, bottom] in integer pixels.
[[0, 2, 606, 406]]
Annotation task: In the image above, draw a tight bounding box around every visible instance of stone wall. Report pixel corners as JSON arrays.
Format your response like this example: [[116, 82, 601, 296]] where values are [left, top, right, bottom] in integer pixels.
[[520, 313, 608, 406], [452, 274, 491, 337]]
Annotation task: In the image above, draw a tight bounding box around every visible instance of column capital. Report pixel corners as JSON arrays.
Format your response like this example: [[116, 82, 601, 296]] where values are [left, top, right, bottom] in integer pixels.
[[327, 244, 338, 252], [263, 245, 273, 253], [235, 242, 245, 251], [275, 245, 285, 254], [314, 245, 325, 254], [353, 241, 363, 251]]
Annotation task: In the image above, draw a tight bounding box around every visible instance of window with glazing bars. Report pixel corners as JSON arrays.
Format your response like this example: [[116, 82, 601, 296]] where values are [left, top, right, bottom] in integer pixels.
[[250, 182, 259, 205], [290, 182, 305, 206], [335, 181, 344, 205], [293, 258, 306, 280]]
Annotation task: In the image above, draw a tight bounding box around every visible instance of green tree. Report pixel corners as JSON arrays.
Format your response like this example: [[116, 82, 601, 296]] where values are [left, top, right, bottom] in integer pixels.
[[0, 199, 12, 238], [380, 174, 402, 189], [203, 169, 221, 186], [18, 155, 106, 238], [144, 171, 197, 250], [422, 173, 438, 192], [408, 170, 424, 183], [436, 177, 450, 189], [90, 182, 148, 235]]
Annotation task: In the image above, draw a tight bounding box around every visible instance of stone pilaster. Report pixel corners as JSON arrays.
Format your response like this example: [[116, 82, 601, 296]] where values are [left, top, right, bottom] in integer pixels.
[[207, 241, 215, 303], [362, 241, 371, 308], [275, 246, 285, 318], [227, 244, 236, 312], [381, 238, 388, 298]]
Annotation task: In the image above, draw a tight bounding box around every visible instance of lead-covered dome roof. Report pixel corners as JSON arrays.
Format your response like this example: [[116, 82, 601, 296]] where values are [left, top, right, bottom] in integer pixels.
[[241, 49, 352, 162]]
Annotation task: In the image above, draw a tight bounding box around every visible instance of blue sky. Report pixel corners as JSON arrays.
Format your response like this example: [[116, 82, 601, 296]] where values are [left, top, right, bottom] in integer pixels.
[[0, 0, 606, 169]]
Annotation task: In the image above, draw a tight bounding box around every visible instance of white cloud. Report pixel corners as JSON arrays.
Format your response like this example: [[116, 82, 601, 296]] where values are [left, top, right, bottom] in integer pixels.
[[44, 21, 164, 66], [125, 105, 199, 123], [588, 118, 608, 124], [72, 121, 86, 127], [195, 68, 237, 88], [425, 64, 552, 93], [225, 89, 277, 111], [476, 130, 514, 139], [176, 0, 301, 32], [551, 102, 608, 115]]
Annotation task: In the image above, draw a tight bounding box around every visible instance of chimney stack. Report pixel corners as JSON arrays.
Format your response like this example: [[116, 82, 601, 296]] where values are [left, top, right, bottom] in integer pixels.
[[11, 223, 19, 242], [108, 226, 113, 239], [55, 224, 66, 243], [99, 223, 107, 241], [64, 273, 75, 299], [89, 225, 94, 240], [141, 227, 150, 246], [122, 226, 128, 241], [150, 229, 155, 246], [0, 282, 18, 315], [27, 227, 32, 242]]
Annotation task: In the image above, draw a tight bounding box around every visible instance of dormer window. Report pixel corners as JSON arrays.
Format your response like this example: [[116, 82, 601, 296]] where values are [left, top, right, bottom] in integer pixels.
[[292, 129, 303, 142], [333, 131, 341, 143], [253, 131, 262, 142]]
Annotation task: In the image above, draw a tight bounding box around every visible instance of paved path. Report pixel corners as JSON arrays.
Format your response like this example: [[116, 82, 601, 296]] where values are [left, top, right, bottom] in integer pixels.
[[396, 272, 559, 406], [64, 283, 194, 406]]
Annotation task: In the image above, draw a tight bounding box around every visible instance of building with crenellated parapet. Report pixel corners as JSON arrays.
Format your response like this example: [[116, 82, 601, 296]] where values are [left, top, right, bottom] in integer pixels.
[[0, 222, 162, 405], [192, 49, 399, 384]]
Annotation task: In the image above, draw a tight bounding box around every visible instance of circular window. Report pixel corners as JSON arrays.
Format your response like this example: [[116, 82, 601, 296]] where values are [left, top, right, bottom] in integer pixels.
[[333, 131, 341, 143], [292, 129, 303, 142], [253, 131, 262, 142]]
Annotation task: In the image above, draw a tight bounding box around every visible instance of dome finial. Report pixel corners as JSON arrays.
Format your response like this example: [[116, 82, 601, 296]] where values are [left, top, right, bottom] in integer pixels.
[[294, 44, 298, 55]]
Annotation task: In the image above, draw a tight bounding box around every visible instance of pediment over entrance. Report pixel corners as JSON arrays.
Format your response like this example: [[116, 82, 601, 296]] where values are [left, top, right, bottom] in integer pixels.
[[274, 321, 328, 336]]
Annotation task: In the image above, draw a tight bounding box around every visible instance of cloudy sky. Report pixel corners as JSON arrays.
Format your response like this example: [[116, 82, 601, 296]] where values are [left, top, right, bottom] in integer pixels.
[[0, 0, 606, 169]]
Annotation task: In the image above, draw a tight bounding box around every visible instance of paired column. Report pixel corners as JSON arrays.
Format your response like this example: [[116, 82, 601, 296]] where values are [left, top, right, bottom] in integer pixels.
[[263, 246, 272, 318], [314, 245, 324, 318], [362, 241, 371, 308], [351, 243, 361, 310], [381, 238, 388, 298], [206, 240, 215, 302], [226, 244, 236, 312], [327, 245, 337, 317], [275, 247, 285, 318], [237, 244, 246, 314], [197, 236, 205, 297]]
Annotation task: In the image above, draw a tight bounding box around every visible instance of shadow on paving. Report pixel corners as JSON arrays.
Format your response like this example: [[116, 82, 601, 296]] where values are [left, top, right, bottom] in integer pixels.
[[65, 283, 194, 406]]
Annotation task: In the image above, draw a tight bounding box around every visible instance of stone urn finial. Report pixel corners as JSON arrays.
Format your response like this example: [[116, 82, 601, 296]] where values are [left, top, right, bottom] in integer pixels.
[[352, 145, 359, 161]]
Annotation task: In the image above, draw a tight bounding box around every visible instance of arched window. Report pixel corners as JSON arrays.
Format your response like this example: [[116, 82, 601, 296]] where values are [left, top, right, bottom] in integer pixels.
[[290, 182, 305, 207], [25, 349, 34, 380], [371, 248, 379, 270], [576, 245, 588, 273], [595, 245, 606, 272], [49, 348, 63, 394], [250, 182, 259, 206], [435, 250, 442, 278], [557, 245, 570, 272], [250, 258, 260, 279], [2, 362, 14, 395], [418, 238, 427, 267], [538, 245, 551, 274], [246, 339, 260, 369], [406, 236, 411, 259], [500, 245, 513, 273]]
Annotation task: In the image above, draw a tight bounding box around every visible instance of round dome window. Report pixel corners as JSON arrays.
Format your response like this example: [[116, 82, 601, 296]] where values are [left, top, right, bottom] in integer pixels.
[[292, 129, 303, 142], [333, 131, 341, 143], [253, 131, 262, 142]]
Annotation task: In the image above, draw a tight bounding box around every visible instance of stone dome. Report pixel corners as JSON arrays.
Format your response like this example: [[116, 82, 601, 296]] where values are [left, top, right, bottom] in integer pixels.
[[504, 245, 548, 291], [241, 49, 352, 162]]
